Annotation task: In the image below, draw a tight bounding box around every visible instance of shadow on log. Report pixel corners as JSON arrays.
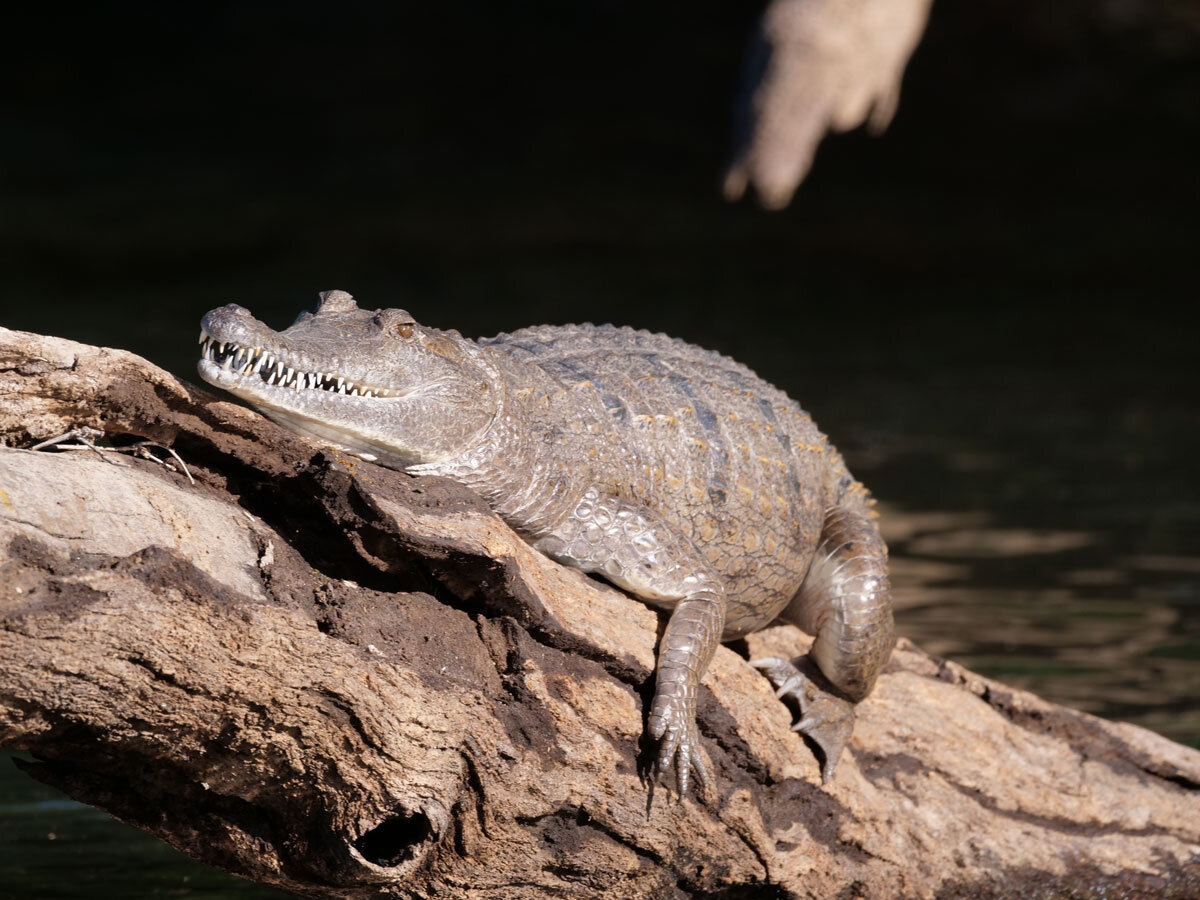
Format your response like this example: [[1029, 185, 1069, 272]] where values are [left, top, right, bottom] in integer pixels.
[[1, 326, 1198, 899]]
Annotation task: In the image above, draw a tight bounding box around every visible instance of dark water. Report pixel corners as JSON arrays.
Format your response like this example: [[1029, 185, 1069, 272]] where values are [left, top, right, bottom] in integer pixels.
[[2, 2, 1198, 896], [0, 753, 288, 898]]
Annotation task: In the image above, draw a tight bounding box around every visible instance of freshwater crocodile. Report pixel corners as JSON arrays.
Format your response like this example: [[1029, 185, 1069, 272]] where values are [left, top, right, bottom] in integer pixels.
[[197, 290, 895, 797]]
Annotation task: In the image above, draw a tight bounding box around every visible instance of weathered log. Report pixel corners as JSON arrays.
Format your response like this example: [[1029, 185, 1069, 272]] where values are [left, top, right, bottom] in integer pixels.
[[1, 326, 1197, 899]]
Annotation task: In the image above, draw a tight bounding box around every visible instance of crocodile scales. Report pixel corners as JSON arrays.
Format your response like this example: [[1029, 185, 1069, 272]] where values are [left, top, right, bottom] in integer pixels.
[[198, 290, 895, 797]]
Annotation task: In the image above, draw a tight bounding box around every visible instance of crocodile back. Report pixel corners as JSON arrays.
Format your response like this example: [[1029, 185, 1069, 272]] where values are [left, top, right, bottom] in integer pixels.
[[482, 324, 836, 636]]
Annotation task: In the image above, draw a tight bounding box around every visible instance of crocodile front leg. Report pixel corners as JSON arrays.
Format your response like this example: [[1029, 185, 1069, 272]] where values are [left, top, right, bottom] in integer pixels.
[[648, 588, 723, 798], [534, 488, 725, 799]]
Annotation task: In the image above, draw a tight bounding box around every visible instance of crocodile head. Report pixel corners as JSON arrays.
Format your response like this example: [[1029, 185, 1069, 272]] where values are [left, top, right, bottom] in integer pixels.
[[198, 290, 502, 468]]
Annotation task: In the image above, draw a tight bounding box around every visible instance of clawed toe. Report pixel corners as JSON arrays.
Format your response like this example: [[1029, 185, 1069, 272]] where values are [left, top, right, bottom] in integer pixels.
[[651, 737, 708, 802], [752, 657, 809, 696], [752, 655, 856, 783], [648, 700, 710, 802], [774, 674, 807, 699], [794, 700, 854, 783]]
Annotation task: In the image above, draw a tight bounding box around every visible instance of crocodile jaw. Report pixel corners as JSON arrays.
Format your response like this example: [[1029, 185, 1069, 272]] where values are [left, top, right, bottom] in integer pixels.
[[197, 342, 425, 465], [196, 301, 499, 469]]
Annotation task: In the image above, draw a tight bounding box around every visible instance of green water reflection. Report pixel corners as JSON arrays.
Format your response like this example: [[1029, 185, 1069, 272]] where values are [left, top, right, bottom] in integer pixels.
[[0, 753, 287, 898]]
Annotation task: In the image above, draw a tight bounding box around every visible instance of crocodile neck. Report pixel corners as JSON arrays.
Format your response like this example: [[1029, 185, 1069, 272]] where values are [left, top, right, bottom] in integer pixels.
[[407, 350, 590, 540]]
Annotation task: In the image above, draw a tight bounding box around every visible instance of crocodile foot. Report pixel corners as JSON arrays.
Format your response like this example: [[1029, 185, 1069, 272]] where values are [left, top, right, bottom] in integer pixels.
[[751, 656, 855, 783], [647, 693, 711, 801]]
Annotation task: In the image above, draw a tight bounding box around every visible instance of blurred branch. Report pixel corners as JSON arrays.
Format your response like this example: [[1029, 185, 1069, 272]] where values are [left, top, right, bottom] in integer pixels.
[[725, 0, 932, 209]]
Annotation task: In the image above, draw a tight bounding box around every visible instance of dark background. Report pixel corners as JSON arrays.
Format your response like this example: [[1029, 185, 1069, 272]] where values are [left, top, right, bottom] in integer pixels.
[[6, 1, 1196, 366], [5, 0, 1199, 743], [2, 2, 1199, 894]]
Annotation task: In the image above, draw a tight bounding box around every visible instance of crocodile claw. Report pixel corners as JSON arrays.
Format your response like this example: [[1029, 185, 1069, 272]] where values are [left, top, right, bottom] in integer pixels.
[[648, 696, 710, 801], [751, 656, 856, 783]]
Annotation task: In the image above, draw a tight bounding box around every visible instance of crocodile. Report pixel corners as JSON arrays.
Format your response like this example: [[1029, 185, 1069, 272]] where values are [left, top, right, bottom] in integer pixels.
[[197, 290, 895, 797]]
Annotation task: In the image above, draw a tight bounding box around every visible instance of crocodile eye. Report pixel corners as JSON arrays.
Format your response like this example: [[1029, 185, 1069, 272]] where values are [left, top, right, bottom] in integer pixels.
[[395, 323, 414, 339]]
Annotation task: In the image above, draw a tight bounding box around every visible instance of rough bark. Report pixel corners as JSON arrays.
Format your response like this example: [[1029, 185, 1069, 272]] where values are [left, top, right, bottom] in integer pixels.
[[0, 326, 1197, 900]]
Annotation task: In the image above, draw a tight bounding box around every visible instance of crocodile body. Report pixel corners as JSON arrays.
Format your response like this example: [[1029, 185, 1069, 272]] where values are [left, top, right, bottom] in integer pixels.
[[198, 291, 895, 795]]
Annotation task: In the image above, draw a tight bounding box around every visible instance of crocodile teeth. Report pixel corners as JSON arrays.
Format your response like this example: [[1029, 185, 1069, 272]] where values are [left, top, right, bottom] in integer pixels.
[[201, 337, 395, 399]]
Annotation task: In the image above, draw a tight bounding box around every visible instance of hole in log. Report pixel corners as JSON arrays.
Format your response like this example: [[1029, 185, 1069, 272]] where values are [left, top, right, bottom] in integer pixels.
[[354, 810, 432, 866]]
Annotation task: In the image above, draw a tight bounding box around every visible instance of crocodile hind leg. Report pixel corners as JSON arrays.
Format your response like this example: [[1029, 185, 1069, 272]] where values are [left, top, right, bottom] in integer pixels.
[[534, 488, 725, 799], [753, 505, 894, 782]]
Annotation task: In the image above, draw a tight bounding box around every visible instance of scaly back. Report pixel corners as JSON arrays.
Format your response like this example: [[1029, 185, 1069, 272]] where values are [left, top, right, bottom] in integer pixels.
[[482, 323, 836, 634]]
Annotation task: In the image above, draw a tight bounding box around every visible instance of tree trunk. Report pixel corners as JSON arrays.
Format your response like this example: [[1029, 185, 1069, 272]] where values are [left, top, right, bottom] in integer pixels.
[[1, 326, 1197, 899]]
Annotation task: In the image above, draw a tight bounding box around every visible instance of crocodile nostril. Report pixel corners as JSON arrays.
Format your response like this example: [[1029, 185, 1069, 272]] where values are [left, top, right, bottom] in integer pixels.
[[353, 810, 433, 867]]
